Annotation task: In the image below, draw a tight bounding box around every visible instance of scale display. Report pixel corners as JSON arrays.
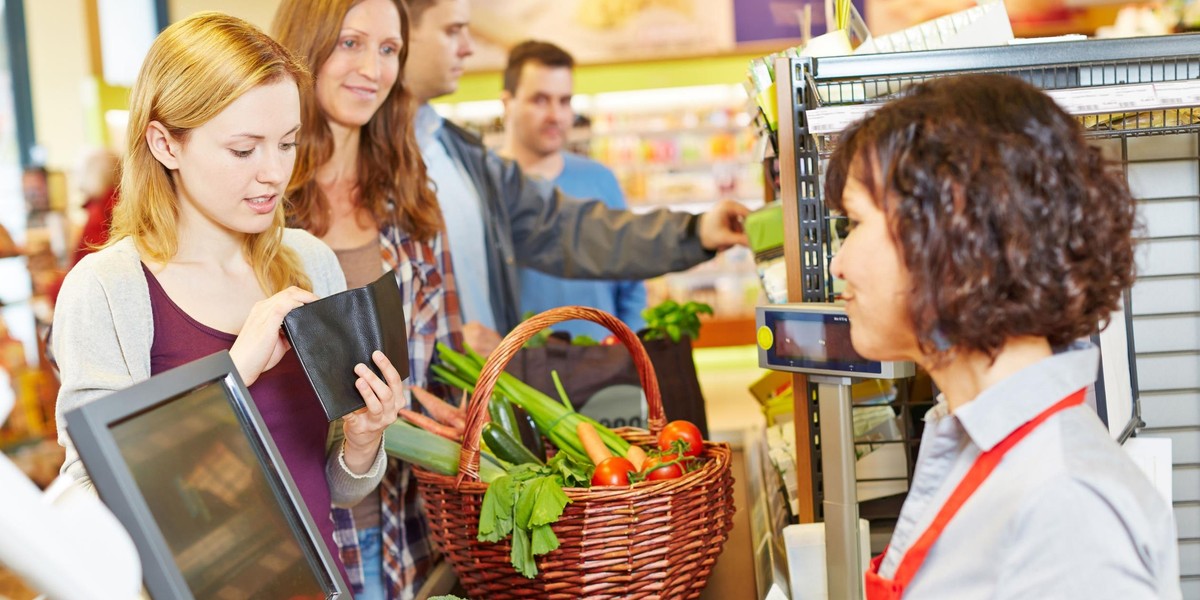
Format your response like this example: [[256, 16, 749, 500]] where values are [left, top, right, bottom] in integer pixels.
[[756, 304, 914, 379]]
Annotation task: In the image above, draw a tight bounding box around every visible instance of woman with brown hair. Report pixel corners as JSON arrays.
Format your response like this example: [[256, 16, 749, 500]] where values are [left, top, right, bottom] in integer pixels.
[[826, 73, 1180, 598], [272, 0, 464, 597]]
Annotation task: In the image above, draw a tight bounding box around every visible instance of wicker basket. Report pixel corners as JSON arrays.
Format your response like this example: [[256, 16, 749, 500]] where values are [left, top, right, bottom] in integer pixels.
[[413, 306, 736, 599]]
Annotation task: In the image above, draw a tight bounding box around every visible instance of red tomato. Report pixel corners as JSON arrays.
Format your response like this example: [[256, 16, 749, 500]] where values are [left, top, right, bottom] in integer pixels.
[[642, 455, 683, 481], [592, 456, 635, 486], [600, 335, 620, 346], [658, 420, 704, 458]]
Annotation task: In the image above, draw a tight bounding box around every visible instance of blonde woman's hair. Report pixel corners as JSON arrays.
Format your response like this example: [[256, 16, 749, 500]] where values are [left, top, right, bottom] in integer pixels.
[[109, 11, 314, 294], [273, 0, 442, 242]]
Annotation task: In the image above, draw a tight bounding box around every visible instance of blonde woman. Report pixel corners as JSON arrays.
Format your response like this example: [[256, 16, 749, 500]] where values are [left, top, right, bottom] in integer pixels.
[[273, 0, 465, 597], [51, 12, 405, 582]]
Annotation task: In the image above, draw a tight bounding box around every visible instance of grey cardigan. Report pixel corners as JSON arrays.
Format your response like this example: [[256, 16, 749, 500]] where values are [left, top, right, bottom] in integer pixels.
[[52, 230, 384, 506]]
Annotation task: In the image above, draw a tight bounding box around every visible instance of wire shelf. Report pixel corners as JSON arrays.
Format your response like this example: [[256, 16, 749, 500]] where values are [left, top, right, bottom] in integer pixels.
[[776, 34, 1200, 530]]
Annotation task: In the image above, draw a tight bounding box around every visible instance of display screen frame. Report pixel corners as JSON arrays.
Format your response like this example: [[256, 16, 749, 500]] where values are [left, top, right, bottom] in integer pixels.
[[64, 351, 348, 600], [763, 309, 883, 375]]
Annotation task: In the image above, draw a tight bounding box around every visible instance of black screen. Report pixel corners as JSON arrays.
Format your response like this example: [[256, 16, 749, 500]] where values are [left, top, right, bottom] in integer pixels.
[[110, 382, 325, 600], [768, 311, 882, 374]]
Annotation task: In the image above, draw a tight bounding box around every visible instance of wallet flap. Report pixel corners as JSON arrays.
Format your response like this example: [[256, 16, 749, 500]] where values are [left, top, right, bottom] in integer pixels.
[[369, 271, 410, 382], [282, 269, 408, 421]]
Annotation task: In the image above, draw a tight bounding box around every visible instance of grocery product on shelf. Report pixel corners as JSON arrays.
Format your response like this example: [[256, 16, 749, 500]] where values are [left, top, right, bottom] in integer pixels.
[[437, 83, 763, 211]]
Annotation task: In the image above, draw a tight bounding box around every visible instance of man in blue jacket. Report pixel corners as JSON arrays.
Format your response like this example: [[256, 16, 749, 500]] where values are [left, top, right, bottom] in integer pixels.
[[406, 0, 748, 353], [498, 40, 647, 341]]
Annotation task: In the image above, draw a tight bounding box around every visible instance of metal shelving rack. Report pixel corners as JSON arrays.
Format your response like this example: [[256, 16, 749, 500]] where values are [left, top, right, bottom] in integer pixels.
[[775, 34, 1200, 582]]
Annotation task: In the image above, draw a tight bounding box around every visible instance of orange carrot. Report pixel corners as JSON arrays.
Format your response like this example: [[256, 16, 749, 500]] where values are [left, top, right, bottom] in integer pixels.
[[625, 445, 648, 471], [576, 421, 612, 465]]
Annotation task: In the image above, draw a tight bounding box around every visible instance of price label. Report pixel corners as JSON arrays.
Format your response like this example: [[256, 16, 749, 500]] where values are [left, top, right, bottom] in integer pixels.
[[805, 79, 1200, 136], [1048, 84, 1159, 115], [807, 104, 876, 135]]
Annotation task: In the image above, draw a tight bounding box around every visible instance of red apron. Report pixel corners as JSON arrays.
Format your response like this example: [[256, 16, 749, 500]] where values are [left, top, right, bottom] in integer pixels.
[[864, 388, 1087, 599]]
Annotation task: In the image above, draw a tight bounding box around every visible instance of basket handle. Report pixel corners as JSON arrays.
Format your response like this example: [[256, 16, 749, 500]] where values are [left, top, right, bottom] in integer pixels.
[[455, 306, 665, 485]]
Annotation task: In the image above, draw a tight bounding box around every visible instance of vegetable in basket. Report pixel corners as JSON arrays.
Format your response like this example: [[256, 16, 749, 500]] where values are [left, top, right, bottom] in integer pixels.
[[487, 394, 522, 441], [383, 419, 507, 483], [641, 454, 684, 481], [483, 422, 543, 466], [433, 343, 629, 464], [659, 420, 705, 458], [592, 456, 636, 486], [575, 421, 611, 464], [477, 451, 592, 577], [628, 420, 707, 482], [625, 444, 648, 470]]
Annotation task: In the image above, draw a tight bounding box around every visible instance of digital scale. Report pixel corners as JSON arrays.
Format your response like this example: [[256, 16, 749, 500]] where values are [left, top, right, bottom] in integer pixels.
[[756, 303, 914, 600], [756, 303, 913, 380]]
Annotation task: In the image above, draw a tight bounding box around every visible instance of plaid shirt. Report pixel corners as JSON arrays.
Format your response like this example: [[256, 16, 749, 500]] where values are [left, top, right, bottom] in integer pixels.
[[332, 224, 463, 600]]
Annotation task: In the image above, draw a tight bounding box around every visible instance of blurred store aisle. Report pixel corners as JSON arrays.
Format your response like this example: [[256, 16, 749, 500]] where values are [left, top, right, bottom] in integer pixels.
[[696, 345, 768, 442]]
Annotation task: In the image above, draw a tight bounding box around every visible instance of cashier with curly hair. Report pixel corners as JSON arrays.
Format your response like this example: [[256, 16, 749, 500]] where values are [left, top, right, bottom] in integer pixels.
[[825, 73, 1181, 599]]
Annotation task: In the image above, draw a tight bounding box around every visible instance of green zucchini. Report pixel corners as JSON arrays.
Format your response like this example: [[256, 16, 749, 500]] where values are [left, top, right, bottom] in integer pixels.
[[488, 395, 521, 441], [481, 422, 543, 466]]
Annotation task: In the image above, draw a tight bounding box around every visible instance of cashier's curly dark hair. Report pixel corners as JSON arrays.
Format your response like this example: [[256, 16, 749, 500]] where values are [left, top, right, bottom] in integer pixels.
[[824, 73, 1137, 362]]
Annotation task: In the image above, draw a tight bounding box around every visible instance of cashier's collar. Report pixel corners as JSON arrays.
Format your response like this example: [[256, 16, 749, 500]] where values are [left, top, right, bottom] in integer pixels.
[[928, 341, 1099, 453]]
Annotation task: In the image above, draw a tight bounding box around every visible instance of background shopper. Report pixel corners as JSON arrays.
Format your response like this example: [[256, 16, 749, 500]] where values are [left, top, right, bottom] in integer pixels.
[[499, 40, 647, 340], [70, 148, 120, 267]]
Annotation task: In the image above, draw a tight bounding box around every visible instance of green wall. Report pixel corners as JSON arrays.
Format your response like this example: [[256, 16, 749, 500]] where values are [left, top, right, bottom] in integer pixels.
[[94, 50, 770, 142], [440, 51, 767, 103]]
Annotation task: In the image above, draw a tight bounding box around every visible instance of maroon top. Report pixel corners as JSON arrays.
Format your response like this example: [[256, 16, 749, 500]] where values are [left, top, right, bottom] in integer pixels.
[[143, 265, 349, 585]]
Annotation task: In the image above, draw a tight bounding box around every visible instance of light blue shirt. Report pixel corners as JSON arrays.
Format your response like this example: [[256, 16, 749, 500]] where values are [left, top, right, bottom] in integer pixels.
[[415, 105, 495, 331], [879, 343, 1180, 598], [517, 153, 646, 340]]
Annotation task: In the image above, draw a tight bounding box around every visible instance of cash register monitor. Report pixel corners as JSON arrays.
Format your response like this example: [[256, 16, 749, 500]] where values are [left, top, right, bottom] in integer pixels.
[[65, 351, 348, 600]]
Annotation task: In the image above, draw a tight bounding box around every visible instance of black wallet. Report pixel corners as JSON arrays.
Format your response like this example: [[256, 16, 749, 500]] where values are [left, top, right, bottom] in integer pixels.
[[282, 269, 409, 421]]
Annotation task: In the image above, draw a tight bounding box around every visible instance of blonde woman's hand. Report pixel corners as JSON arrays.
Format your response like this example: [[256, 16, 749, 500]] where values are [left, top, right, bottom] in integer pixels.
[[229, 286, 319, 387], [398, 386, 466, 441], [341, 351, 403, 474]]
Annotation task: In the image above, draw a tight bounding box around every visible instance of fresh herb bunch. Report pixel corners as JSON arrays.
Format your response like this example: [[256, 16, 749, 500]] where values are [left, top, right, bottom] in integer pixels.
[[477, 451, 593, 577], [641, 300, 713, 342]]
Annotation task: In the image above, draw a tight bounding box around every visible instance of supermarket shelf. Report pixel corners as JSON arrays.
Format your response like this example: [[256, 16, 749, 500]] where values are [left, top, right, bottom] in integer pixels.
[[590, 123, 753, 138], [807, 80, 1200, 137], [1008, 6, 1121, 39], [608, 159, 761, 173], [629, 197, 765, 214], [0, 431, 52, 454], [481, 122, 753, 146], [694, 316, 757, 348]]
